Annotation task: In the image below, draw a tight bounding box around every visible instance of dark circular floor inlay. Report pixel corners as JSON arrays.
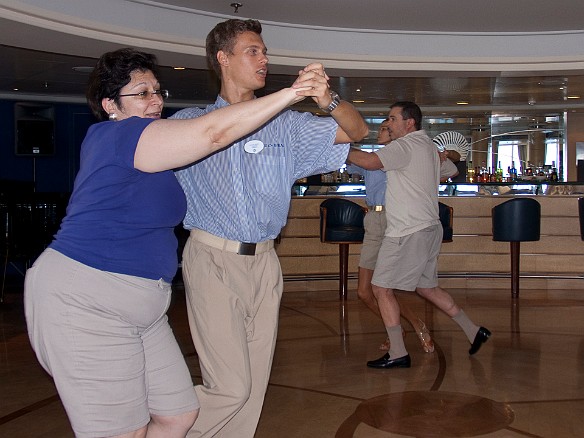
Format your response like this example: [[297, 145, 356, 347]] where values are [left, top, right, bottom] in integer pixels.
[[345, 391, 514, 437]]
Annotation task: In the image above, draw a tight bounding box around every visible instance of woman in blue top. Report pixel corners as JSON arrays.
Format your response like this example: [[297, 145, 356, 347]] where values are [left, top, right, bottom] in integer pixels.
[[23, 48, 311, 438]]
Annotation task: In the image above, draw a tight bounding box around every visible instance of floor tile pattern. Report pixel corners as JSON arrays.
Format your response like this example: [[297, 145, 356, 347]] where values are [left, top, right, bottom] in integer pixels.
[[1, 278, 584, 437]]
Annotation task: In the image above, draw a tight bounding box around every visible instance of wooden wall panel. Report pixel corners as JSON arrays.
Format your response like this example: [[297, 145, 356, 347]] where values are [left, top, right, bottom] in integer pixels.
[[277, 195, 584, 289]]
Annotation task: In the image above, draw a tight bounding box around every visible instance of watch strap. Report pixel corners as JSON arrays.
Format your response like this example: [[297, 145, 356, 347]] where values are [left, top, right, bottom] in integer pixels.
[[320, 91, 340, 113]]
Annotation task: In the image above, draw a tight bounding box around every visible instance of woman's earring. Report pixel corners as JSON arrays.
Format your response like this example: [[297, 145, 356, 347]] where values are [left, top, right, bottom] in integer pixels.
[[108, 113, 118, 121]]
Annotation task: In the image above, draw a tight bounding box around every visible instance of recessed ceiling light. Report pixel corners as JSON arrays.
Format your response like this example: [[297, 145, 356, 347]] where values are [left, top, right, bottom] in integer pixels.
[[567, 95, 580, 99], [173, 67, 186, 70], [352, 100, 365, 103], [456, 101, 469, 105]]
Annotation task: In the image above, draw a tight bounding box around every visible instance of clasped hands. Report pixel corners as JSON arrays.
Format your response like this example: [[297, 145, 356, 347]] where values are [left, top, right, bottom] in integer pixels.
[[291, 62, 333, 109]]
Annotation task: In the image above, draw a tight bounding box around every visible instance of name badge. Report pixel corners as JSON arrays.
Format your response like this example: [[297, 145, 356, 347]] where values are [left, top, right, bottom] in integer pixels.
[[244, 140, 264, 154]]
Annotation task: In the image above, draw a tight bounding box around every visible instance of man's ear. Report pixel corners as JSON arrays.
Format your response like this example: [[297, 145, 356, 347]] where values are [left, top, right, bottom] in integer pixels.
[[217, 50, 229, 67]]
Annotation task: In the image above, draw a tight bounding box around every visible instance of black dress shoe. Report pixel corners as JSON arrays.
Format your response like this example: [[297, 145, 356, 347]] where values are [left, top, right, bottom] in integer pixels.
[[469, 326, 491, 355], [367, 353, 411, 369]]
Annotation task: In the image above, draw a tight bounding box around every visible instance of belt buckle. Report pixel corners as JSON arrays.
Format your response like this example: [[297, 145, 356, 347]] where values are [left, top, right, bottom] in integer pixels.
[[237, 242, 256, 256]]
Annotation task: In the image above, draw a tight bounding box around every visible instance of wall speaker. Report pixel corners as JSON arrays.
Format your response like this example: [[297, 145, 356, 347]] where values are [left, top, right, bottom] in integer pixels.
[[14, 103, 55, 156]]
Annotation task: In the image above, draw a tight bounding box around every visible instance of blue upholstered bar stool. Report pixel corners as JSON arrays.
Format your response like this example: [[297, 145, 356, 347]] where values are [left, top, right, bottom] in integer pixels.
[[578, 198, 584, 240], [492, 198, 541, 298], [439, 202, 454, 242], [320, 199, 366, 300]]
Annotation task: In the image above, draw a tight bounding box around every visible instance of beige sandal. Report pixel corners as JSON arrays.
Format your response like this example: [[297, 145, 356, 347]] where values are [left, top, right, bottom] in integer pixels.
[[416, 319, 435, 353]]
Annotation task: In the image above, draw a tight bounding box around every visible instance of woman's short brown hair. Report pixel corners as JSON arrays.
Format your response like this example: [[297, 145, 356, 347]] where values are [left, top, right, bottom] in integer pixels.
[[86, 48, 160, 120]]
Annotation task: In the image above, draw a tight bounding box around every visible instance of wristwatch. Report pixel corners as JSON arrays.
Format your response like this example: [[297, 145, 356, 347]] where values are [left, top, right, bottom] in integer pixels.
[[319, 91, 341, 113]]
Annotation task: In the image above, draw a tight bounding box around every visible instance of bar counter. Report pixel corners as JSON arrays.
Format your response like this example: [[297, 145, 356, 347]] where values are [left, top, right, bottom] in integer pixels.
[[277, 183, 584, 290]]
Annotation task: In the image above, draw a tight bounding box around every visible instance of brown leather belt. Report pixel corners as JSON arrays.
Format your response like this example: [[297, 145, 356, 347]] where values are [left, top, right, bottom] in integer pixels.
[[190, 229, 274, 256]]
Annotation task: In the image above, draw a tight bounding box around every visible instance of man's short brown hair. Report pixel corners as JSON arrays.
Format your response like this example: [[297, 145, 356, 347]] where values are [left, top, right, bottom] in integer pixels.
[[206, 19, 262, 78]]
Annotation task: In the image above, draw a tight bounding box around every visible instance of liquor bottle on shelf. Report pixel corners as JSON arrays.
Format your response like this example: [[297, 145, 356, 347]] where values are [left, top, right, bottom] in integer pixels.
[[495, 162, 504, 182], [510, 161, 518, 181], [550, 161, 558, 182], [476, 166, 482, 183], [466, 161, 475, 182], [479, 161, 487, 182]]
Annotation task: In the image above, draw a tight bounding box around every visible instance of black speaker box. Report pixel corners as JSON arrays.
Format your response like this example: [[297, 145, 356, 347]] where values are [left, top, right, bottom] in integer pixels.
[[15, 118, 55, 156], [14, 103, 55, 156]]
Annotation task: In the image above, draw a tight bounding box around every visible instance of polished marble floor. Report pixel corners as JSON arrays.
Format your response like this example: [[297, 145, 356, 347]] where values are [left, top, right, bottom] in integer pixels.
[[1, 275, 584, 437]]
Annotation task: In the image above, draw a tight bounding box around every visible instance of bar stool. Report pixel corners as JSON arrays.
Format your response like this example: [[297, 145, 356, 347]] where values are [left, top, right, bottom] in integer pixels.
[[492, 198, 541, 298], [439, 202, 454, 242], [320, 199, 366, 300], [578, 198, 584, 240]]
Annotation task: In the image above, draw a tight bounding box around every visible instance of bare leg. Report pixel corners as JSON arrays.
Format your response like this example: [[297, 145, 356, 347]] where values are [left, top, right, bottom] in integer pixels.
[[111, 426, 147, 438], [146, 411, 198, 438], [357, 267, 380, 317], [371, 286, 401, 330], [416, 286, 459, 317], [108, 410, 199, 438], [371, 285, 408, 359], [359, 268, 433, 351], [358, 266, 394, 350], [416, 286, 481, 344]]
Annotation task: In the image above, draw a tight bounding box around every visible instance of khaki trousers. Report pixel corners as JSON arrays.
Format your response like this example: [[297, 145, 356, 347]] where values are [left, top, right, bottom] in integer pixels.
[[183, 232, 283, 438]]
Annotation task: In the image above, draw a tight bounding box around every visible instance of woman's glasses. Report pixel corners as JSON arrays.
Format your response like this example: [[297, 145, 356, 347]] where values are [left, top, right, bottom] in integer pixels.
[[119, 89, 169, 100]]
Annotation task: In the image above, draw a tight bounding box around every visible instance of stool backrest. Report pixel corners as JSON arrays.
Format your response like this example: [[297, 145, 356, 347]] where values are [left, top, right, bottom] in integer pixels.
[[320, 198, 365, 243], [492, 198, 541, 242], [438, 202, 454, 242], [579, 198, 584, 241]]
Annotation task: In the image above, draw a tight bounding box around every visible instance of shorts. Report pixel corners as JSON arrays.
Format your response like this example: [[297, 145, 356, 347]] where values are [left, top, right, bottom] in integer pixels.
[[372, 224, 442, 291], [359, 210, 387, 270], [24, 249, 199, 437]]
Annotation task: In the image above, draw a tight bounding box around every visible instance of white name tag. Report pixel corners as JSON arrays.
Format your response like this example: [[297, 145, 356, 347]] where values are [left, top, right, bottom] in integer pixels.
[[244, 140, 264, 154]]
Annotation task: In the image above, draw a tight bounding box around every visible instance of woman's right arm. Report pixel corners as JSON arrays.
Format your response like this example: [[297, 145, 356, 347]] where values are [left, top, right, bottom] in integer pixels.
[[134, 87, 308, 173]]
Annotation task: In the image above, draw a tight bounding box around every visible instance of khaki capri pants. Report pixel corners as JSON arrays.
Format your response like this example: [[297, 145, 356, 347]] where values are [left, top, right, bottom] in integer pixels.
[[24, 249, 198, 438]]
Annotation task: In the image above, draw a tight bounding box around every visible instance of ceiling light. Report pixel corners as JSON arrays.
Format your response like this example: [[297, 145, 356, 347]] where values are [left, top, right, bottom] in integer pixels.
[[567, 95, 580, 99], [173, 67, 186, 70], [352, 100, 365, 103], [456, 101, 469, 105]]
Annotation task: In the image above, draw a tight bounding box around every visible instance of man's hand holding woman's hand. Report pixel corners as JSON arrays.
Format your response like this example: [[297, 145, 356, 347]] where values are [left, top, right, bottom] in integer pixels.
[[292, 62, 332, 108]]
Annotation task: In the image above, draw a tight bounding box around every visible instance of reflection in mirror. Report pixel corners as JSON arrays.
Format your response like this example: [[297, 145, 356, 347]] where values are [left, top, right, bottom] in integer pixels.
[[360, 112, 565, 181]]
